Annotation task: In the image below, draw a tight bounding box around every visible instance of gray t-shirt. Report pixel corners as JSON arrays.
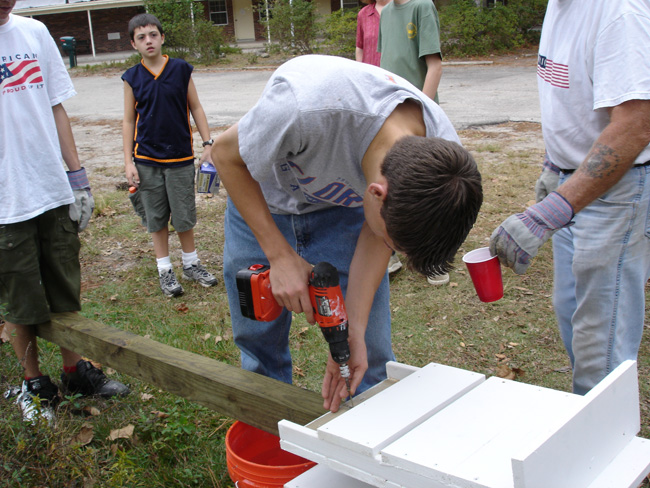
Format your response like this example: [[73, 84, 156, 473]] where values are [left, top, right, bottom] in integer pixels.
[[238, 54, 459, 215]]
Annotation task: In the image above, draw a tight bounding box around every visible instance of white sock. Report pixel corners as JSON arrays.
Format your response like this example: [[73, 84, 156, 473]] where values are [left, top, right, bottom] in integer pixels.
[[157, 256, 172, 274], [182, 251, 199, 268]]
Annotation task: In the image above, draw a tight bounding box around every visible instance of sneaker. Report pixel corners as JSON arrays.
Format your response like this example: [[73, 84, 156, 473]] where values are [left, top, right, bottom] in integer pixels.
[[388, 254, 402, 274], [182, 261, 218, 287], [427, 273, 450, 286], [159, 268, 184, 297], [61, 360, 130, 398], [7, 376, 59, 423]]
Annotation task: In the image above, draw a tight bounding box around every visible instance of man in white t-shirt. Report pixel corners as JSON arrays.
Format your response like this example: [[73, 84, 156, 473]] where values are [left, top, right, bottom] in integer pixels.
[[1, 0, 128, 423], [491, 0, 650, 395], [213, 55, 483, 412]]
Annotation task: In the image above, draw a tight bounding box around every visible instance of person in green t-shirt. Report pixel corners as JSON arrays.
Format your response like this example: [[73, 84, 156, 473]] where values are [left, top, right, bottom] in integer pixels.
[[378, 0, 442, 103], [378, 0, 447, 285]]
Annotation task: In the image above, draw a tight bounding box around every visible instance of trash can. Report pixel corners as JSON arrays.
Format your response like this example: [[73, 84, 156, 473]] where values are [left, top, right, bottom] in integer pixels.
[[59, 36, 77, 68]]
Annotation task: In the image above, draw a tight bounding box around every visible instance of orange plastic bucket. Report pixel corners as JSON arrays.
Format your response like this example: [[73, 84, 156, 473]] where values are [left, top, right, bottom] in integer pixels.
[[225, 421, 315, 487]]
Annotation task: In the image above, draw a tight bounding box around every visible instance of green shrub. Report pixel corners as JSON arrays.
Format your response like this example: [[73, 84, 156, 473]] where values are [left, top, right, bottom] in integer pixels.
[[439, 0, 547, 57], [321, 8, 359, 59], [144, 0, 229, 63], [260, 0, 322, 54]]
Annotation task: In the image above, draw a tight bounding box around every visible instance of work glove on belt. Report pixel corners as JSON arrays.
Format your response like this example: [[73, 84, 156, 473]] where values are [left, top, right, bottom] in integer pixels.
[[67, 167, 94, 231], [534, 152, 561, 203], [490, 191, 573, 275]]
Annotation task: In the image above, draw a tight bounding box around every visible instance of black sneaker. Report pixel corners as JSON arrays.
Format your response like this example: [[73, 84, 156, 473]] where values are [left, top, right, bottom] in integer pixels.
[[5, 375, 59, 423], [61, 360, 130, 398]]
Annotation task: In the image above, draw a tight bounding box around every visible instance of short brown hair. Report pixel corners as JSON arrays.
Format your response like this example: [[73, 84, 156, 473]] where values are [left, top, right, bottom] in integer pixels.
[[128, 13, 163, 41], [381, 136, 483, 276]]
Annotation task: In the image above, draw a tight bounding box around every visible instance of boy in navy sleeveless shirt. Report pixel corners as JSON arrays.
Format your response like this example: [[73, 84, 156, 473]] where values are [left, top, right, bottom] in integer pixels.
[[122, 13, 218, 297]]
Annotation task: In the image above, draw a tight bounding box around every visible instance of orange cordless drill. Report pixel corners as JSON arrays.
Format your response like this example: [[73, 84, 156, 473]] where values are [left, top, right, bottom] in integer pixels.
[[236, 262, 353, 400]]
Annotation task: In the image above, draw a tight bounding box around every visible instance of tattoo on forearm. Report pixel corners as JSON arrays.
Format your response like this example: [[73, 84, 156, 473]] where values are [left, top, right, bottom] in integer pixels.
[[582, 143, 620, 179]]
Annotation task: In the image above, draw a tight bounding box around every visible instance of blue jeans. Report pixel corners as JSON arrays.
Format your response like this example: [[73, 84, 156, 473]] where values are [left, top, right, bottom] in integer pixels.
[[223, 199, 394, 393], [553, 165, 650, 394]]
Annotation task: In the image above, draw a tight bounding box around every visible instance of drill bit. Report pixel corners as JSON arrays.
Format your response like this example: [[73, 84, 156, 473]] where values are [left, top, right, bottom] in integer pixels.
[[340, 363, 353, 407]]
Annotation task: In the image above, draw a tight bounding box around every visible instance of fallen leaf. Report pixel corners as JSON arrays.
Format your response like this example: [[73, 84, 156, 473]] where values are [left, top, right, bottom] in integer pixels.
[[83, 406, 101, 416], [214, 335, 223, 344], [140, 393, 154, 401], [0, 323, 9, 343], [175, 303, 189, 313], [294, 367, 305, 377], [72, 423, 94, 446], [449, 282, 458, 287], [151, 410, 169, 419], [495, 353, 508, 360], [202, 333, 211, 341], [108, 424, 134, 441], [496, 364, 516, 380]]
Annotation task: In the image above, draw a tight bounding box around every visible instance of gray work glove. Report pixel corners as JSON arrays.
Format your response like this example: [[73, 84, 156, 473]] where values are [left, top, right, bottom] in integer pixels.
[[490, 191, 573, 275], [67, 167, 94, 231], [534, 153, 561, 203]]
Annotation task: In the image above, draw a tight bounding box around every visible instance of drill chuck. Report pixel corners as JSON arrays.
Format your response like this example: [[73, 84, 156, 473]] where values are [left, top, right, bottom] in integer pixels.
[[309, 262, 351, 368]]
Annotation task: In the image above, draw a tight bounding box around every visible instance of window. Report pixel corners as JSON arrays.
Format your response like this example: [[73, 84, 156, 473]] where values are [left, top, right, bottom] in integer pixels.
[[341, 0, 360, 8], [209, 0, 228, 25]]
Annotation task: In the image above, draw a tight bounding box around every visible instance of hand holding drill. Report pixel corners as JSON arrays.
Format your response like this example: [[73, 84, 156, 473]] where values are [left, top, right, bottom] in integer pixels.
[[237, 261, 359, 412]]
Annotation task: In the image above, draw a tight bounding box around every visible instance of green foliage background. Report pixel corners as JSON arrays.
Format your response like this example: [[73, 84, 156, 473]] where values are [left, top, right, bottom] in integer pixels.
[[143, 0, 230, 63]]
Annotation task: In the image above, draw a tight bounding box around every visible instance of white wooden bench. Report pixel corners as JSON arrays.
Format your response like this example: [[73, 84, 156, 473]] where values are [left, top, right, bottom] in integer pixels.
[[280, 360, 650, 488]]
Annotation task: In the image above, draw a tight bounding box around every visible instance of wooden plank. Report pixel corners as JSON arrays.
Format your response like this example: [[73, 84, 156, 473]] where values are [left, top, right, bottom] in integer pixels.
[[285, 464, 375, 488], [380, 377, 583, 488], [285, 464, 376, 488], [280, 419, 461, 488], [586, 437, 650, 488], [37, 313, 325, 435], [316, 363, 485, 457], [511, 360, 642, 488]]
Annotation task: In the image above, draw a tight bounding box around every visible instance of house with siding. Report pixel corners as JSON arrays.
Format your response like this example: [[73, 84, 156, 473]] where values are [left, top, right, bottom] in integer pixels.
[[12, 0, 354, 56]]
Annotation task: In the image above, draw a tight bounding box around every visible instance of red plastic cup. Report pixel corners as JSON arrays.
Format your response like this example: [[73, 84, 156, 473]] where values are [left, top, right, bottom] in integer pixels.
[[462, 247, 503, 302]]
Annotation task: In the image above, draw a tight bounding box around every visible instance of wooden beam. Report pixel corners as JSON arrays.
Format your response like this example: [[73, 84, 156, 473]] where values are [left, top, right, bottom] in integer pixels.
[[36, 313, 326, 436]]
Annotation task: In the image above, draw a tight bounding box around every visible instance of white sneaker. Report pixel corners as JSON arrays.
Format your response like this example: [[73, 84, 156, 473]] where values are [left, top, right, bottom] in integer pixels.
[[427, 273, 450, 286], [8, 376, 58, 424], [388, 254, 402, 274]]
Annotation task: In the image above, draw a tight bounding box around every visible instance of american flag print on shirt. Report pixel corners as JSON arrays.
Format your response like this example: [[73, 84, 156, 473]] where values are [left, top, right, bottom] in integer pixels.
[[0, 59, 44, 90], [537, 55, 569, 89]]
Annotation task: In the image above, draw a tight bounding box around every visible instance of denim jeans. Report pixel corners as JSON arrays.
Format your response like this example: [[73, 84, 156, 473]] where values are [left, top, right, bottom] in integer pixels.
[[553, 165, 650, 394], [223, 199, 395, 394]]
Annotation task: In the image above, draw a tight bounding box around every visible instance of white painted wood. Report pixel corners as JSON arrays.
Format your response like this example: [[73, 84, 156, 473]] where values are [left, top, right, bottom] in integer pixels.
[[285, 464, 375, 488], [279, 361, 650, 488], [586, 437, 650, 488], [317, 363, 485, 457], [380, 377, 583, 488], [511, 360, 641, 488], [385, 361, 420, 381], [280, 420, 484, 488]]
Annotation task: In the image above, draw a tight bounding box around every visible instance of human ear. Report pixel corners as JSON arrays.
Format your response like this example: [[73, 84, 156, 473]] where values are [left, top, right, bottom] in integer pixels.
[[368, 181, 388, 202]]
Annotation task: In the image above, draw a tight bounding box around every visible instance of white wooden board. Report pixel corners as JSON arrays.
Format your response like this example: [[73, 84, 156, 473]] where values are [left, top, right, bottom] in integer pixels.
[[380, 377, 583, 488], [317, 363, 485, 457], [587, 437, 650, 488], [511, 360, 640, 488], [279, 361, 650, 488], [285, 464, 375, 488]]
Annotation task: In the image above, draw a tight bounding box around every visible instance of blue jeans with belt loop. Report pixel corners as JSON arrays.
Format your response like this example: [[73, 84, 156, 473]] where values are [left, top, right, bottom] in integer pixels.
[[223, 198, 395, 394], [552, 164, 650, 395]]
